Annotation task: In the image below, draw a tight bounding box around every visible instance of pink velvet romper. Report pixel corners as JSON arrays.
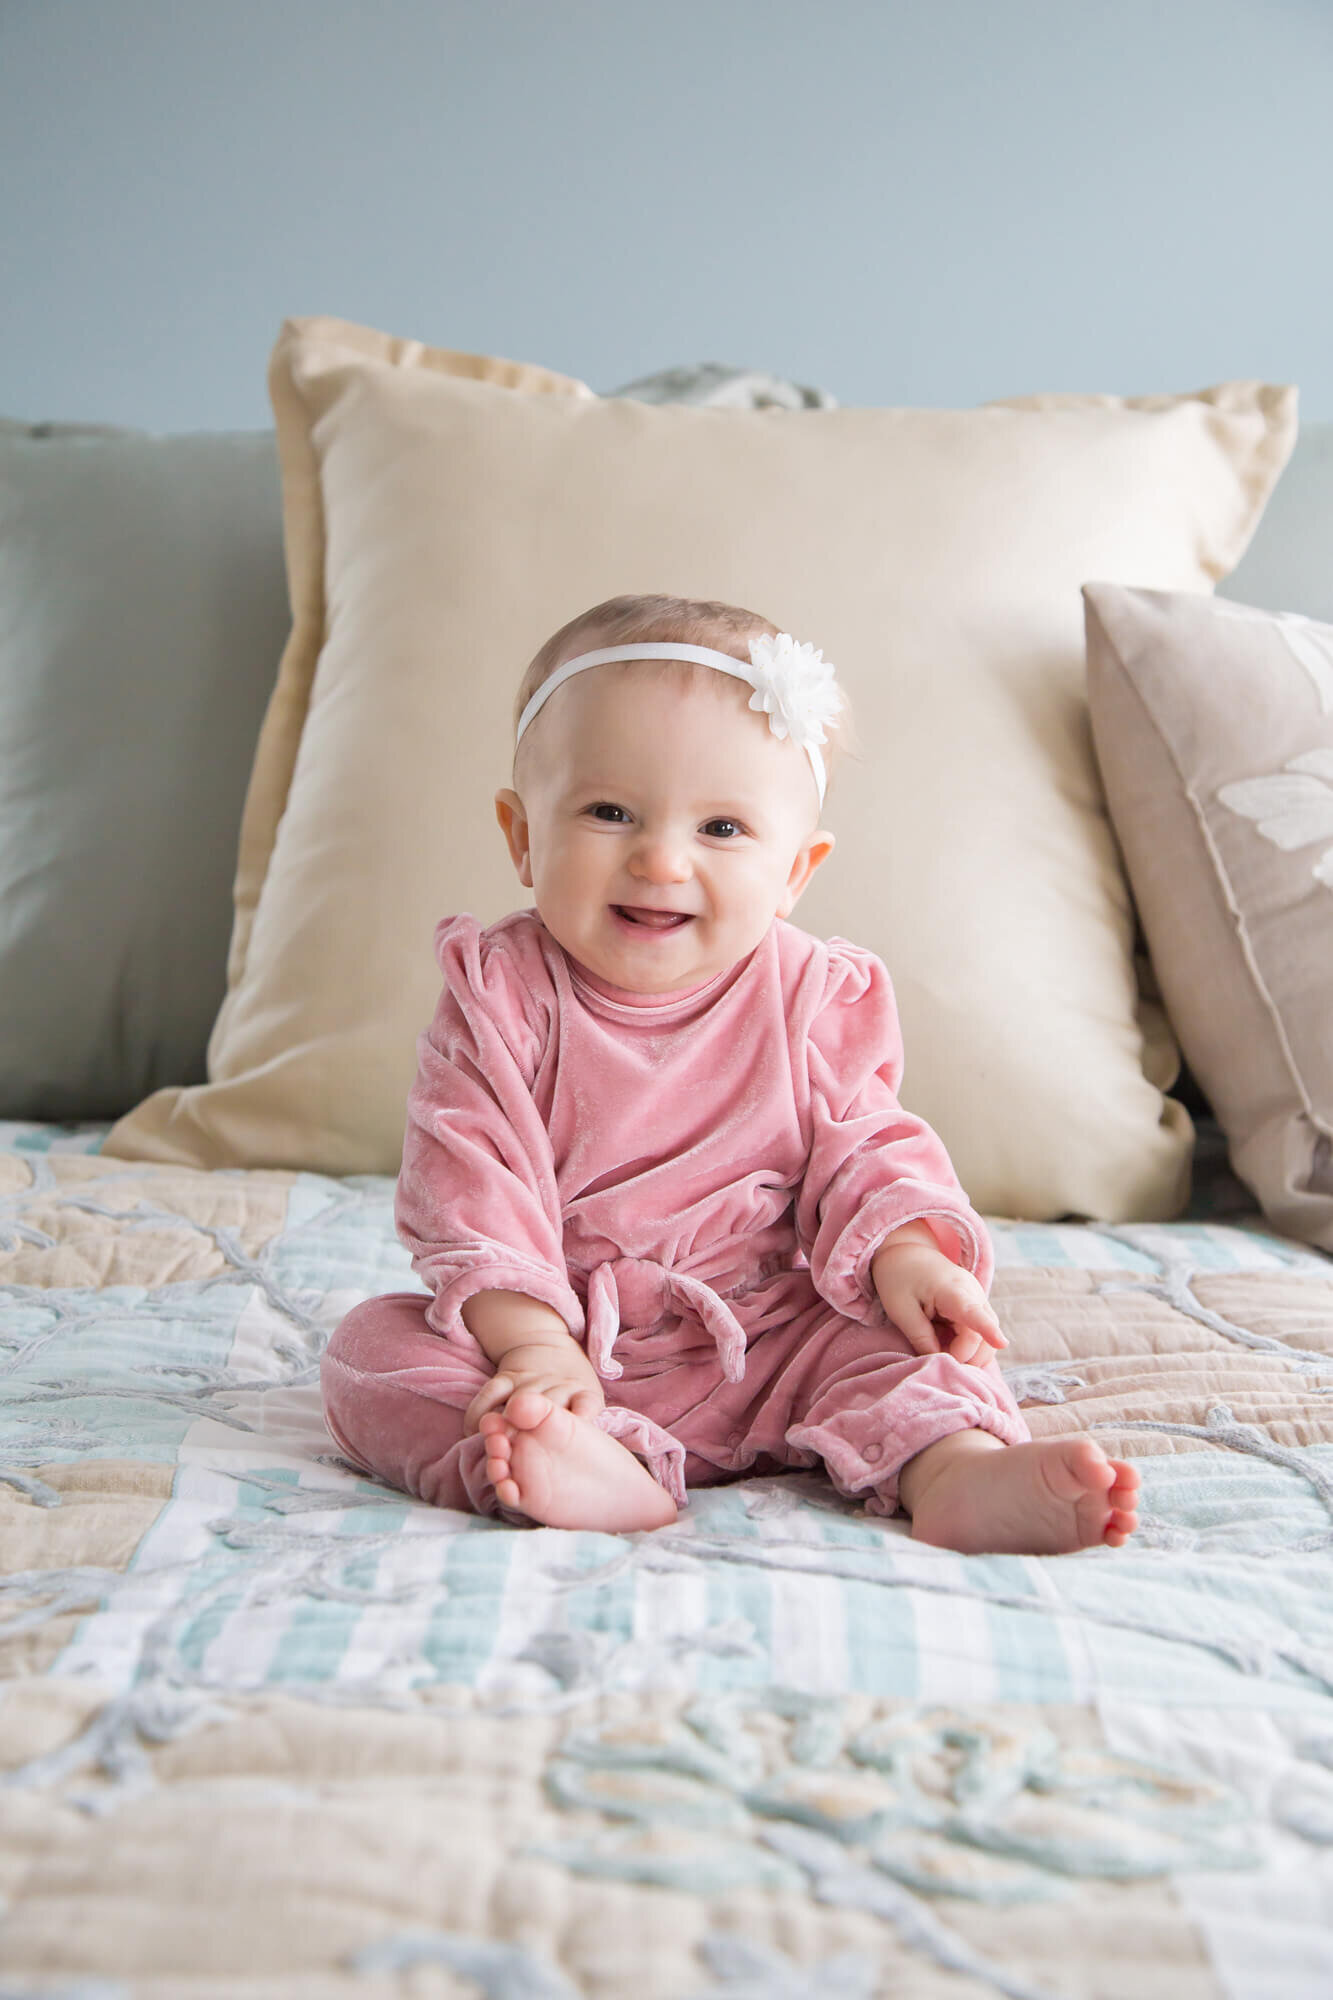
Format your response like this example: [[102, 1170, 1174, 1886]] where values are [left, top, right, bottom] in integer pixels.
[[320, 911, 1029, 1516]]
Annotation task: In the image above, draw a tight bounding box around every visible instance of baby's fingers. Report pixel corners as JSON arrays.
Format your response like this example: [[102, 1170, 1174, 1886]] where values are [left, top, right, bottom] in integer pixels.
[[464, 1373, 513, 1435], [944, 1323, 991, 1368], [569, 1387, 605, 1421], [890, 1298, 945, 1355], [959, 1312, 1007, 1354], [938, 1285, 1007, 1351]]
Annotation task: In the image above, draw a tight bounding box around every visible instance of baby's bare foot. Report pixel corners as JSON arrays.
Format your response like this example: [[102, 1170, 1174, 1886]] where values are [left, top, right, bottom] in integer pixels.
[[478, 1390, 678, 1531], [901, 1429, 1140, 1555]]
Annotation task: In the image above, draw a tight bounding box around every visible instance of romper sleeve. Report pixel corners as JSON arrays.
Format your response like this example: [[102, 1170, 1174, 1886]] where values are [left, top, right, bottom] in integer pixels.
[[394, 915, 586, 1345], [794, 940, 994, 1324]]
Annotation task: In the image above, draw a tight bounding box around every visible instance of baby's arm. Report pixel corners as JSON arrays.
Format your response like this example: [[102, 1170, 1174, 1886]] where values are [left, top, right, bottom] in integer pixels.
[[398, 919, 593, 1397], [870, 1220, 1006, 1368], [460, 1290, 605, 1433], [796, 940, 1000, 1362]]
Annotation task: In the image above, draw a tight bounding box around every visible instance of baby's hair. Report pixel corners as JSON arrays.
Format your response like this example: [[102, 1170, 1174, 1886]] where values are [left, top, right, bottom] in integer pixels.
[[515, 593, 853, 796]]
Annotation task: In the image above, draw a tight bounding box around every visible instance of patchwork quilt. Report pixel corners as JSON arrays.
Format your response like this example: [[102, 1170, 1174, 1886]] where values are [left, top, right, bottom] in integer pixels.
[[4, 1121, 1333, 1998]]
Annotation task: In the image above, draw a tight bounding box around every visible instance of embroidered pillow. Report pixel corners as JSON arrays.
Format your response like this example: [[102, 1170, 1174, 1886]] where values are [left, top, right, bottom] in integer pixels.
[[1085, 583, 1333, 1251]]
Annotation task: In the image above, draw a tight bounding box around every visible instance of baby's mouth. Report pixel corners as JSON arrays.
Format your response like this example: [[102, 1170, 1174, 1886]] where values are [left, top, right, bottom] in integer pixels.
[[612, 906, 694, 930]]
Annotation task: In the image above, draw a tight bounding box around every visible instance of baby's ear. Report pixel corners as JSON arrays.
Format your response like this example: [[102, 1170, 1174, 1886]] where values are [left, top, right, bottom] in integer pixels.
[[495, 789, 534, 888], [779, 829, 835, 917]]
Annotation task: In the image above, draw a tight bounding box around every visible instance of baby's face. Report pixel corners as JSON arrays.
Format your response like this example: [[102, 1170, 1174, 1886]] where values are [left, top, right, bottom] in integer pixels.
[[497, 667, 834, 994]]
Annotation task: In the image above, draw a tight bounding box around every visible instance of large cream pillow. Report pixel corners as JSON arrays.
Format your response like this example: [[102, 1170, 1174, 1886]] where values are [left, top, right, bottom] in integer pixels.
[[226, 316, 594, 990], [107, 317, 1295, 1219]]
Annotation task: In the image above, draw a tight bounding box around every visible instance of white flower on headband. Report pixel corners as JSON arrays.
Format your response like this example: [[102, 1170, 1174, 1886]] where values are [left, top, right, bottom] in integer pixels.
[[745, 632, 843, 748]]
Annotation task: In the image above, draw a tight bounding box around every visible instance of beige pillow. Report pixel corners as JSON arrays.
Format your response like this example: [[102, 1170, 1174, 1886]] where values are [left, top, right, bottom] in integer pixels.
[[227, 316, 594, 991], [106, 316, 1295, 1221], [1084, 583, 1333, 1251]]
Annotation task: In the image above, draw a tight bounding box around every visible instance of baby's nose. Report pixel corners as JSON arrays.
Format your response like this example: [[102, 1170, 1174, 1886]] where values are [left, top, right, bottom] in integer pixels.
[[630, 833, 692, 883]]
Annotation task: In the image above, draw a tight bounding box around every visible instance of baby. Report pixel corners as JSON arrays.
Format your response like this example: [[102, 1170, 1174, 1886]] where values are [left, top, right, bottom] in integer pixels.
[[321, 594, 1140, 1554]]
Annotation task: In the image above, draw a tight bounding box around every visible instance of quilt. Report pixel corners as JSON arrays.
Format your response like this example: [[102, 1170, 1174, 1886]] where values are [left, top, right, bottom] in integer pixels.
[[4, 1120, 1333, 1999]]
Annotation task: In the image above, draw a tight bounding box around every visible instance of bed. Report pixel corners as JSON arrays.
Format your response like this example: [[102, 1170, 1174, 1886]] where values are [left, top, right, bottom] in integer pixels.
[[3, 332, 1332, 1997]]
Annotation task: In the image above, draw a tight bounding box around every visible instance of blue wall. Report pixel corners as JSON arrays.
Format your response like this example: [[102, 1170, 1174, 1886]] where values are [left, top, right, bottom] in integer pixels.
[[3, 0, 1330, 428]]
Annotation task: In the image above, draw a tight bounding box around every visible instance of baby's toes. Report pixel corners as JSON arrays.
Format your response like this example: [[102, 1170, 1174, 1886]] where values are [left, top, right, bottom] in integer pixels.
[[481, 1423, 514, 1480], [504, 1389, 556, 1431], [486, 1445, 522, 1512], [1063, 1437, 1117, 1497], [1103, 1462, 1140, 1546], [1108, 1459, 1141, 1501], [1106, 1471, 1141, 1524]]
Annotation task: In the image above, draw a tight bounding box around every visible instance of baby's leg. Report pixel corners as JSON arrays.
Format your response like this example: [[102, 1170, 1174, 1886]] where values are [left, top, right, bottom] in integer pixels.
[[898, 1429, 1140, 1554], [320, 1291, 493, 1511], [323, 1295, 682, 1527], [778, 1308, 1138, 1554]]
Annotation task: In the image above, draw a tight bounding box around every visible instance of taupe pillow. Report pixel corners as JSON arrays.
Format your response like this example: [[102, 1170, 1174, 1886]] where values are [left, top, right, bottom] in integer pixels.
[[1085, 583, 1333, 1251], [107, 316, 1296, 1222]]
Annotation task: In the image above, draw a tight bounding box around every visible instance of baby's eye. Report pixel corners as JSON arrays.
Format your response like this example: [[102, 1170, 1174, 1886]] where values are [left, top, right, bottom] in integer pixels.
[[587, 802, 631, 823], [703, 818, 744, 840]]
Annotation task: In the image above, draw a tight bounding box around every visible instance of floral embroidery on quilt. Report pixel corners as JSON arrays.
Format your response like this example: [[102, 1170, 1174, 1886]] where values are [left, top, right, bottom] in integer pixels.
[[347, 1930, 879, 2000], [530, 1696, 1257, 1908]]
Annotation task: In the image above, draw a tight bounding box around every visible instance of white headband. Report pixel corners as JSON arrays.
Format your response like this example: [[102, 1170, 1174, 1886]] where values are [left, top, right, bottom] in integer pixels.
[[514, 633, 843, 806]]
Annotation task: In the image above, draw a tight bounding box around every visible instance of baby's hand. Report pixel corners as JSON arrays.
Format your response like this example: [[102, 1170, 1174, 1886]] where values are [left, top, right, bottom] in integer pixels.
[[871, 1231, 1007, 1369], [464, 1337, 606, 1434]]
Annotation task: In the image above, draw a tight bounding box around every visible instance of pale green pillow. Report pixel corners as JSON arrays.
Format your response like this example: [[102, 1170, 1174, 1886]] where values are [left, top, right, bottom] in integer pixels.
[[0, 425, 289, 1117], [1220, 421, 1333, 623]]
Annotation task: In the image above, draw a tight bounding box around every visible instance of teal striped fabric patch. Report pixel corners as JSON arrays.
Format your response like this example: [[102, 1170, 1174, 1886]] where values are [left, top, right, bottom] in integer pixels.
[[4, 1122, 1331, 1734]]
